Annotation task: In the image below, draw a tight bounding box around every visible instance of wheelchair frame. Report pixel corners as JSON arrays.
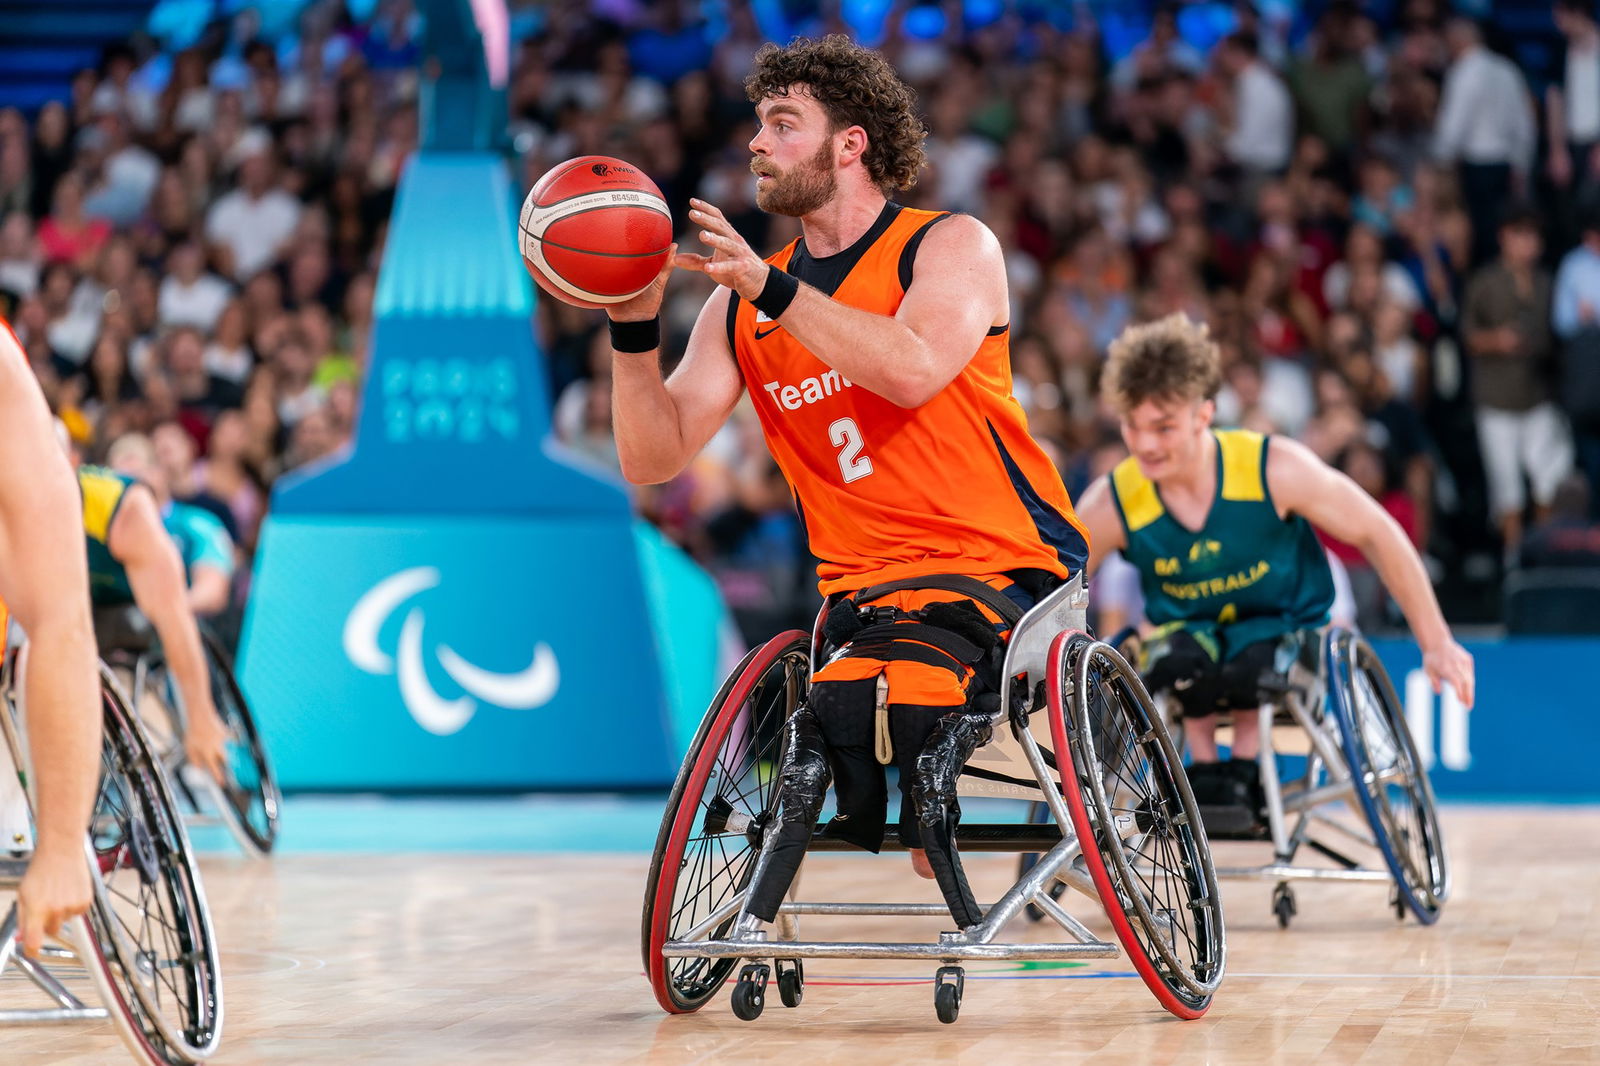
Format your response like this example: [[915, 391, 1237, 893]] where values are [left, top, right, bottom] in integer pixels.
[[0, 637, 223, 1064], [1179, 627, 1450, 928], [645, 576, 1226, 1024]]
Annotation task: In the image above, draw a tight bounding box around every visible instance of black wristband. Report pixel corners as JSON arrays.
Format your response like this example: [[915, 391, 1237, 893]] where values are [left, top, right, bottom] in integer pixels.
[[608, 316, 660, 354], [752, 265, 799, 321]]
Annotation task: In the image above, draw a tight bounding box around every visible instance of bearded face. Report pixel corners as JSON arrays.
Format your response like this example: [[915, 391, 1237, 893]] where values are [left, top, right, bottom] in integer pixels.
[[751, 138, 838, 217]]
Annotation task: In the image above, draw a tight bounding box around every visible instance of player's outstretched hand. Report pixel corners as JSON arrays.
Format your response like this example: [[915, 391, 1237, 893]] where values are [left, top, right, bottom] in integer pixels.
[[678, 199, 768, 300], [1421, 638, 1475, 709], [607, 244, 679, 324], [16, 844, 92, 958]]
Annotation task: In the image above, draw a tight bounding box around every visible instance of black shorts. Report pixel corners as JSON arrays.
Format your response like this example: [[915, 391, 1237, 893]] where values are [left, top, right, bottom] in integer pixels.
[[1141, 628, 1280, 719]]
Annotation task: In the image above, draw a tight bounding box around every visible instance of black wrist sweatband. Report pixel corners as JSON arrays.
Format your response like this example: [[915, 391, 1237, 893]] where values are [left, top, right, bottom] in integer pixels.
[[752, 265, 799, 320], [608, 316, 660, 354]]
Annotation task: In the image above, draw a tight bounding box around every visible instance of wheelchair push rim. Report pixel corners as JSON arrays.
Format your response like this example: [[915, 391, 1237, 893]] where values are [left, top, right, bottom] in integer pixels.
[[92, 672, 222, 1059], [642, 632, 808, 1014], [75, 906, 206, 1066], [1047, 632, 1224, 1019], [1327, 630, 1449, 924]]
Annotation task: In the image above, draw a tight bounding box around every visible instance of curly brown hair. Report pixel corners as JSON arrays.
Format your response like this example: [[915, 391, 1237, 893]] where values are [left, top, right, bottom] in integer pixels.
[[1102, 314, 1223, 412], [745, 35, 927, 195]]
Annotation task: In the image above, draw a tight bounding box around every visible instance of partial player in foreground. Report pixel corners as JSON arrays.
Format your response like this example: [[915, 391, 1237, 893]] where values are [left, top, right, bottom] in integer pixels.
[[0, 322, 99, 957], [1073, 314, 1475, 816]]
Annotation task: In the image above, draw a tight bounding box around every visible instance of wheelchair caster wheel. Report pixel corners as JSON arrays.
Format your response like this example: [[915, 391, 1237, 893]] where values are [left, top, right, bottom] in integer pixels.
[[731, 963, 769, 1021], [934, 966, 964, 1024], [1272, 884, 1296, 929], [776, 959, 804, 1008]]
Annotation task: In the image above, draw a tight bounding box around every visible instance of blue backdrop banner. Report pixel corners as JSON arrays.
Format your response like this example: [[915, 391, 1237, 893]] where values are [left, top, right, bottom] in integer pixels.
[[1367, 637, 1599, 802], [240, 515, 676, 789]]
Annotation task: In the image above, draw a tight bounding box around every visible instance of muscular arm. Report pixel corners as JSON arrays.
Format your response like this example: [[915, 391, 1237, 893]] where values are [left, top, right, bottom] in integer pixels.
[[1266, 435, 1474, 704], [0, 342, 99, 953], [611, 284, 745, 485], [684, 202, 1009, 409], [108, 491, 214, 732], [764, 215, 1009, 408], [1075, 474, 1127, 579]]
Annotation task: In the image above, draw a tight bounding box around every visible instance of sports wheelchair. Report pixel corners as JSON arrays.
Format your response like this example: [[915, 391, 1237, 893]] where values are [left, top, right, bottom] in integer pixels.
[[1023, 626, 1448, 929], [642, 576, 1226, 1025], [0, 628, 223, 1064], [95, 608, 280, 857]]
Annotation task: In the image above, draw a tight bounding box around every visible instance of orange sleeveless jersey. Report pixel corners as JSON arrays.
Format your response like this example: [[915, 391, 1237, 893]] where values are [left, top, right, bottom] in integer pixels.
[[727, 203, 1089, 597]]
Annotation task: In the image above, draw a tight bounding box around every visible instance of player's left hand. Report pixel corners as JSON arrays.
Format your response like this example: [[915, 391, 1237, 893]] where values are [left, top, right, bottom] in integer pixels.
[[184, 699, 230, 785], [1421, 639, 1474, 708], [677, 199, 768, 300], [16, 843, 92, 959]]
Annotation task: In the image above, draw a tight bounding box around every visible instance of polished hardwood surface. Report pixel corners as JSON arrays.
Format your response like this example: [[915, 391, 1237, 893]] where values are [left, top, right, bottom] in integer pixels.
[[6, 806, 1599, 1064]]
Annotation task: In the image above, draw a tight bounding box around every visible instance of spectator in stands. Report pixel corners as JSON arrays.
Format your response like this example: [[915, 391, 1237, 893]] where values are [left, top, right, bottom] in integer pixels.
[[1519, 474, 1600, 568], [1546, 0, 1600, 200], [1553, 202, 1600, 511], [1463, 204, 1572, 556], [158, 241, 232, 331], [1214, 30, 1295, 179], [204, 146, 300, 282], [1433, 17, 1536, 267]]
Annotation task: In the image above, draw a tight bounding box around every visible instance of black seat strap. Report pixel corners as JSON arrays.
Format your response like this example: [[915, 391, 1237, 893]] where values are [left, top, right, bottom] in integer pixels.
[[852, 574, 1024, 628]]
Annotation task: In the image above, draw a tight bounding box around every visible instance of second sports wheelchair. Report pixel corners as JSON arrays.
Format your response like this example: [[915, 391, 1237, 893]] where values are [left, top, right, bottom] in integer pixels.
[[642, 576, 1226, 1025], [1024, 626, 1448, 929], [0, 622, 223, 1064], [95, 607, 280, 857]]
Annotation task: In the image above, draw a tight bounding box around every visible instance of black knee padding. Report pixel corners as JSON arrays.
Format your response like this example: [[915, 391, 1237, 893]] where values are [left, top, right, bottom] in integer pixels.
[[910, 712, 993, 929], [1144, 630, 1223, 718], [777, 707, 830, 827], [746, 707, 833, 923]]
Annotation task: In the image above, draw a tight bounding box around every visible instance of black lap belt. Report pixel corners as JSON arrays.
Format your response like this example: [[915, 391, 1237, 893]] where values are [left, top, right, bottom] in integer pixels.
[[852, 573, 1025, 629], [830, 621, 986, 676]]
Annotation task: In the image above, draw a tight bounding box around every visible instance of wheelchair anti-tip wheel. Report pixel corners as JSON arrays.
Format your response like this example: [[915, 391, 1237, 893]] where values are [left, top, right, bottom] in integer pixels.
[[642, 631, 809, 1014], [1046, 632, 1224, 1019], [1326, 630, 1449, 924], [92, 666, 222, 1060]]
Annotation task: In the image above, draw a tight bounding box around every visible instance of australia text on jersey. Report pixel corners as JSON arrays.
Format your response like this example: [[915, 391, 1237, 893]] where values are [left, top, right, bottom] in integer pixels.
[[762, 368, 856, 412]]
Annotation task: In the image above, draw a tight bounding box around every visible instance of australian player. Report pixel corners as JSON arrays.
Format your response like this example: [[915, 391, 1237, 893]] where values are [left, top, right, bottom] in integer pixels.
[[0, 321, 99, 958], [600, 36, 1087, 931], [1074, 315, 1475, 815]]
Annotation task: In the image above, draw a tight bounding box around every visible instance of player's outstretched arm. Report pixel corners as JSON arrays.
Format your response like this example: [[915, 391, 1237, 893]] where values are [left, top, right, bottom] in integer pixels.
[[0, 338, 99, 956], [606, 257, 745, 485], [680, 199, 1006, 408], [112, 490, 228, 782], [1265, 435, 1475, 706]]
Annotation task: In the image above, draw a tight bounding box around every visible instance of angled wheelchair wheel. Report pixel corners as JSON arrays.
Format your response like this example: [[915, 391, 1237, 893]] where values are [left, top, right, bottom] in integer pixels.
[[1046, 632, 1224, 1019], [196, 629, 281, 855], [642, 631, 809, 1014], [71, 907, 202, 1066], [92, 666, 222, 1060], [1326, 631, 1449, 924]]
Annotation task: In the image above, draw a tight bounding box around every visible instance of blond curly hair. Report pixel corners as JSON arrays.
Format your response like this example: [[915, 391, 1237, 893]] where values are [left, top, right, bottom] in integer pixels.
[[1102, 314, 1223, 413]]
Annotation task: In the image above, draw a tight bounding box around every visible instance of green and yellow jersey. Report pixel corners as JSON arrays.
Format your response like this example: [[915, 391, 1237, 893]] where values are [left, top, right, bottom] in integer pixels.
[[1109, 429, 1334, 657], [79, 465, 236, 606]]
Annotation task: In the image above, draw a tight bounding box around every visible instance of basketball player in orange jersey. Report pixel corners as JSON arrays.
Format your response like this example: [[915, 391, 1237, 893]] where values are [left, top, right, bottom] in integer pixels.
[[0, 322, 100, 958], [602, 36, 1087, 932]]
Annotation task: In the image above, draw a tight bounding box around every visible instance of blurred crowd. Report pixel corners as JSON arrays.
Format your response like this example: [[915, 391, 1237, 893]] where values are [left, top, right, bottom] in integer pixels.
[[519, 0, 1600, 639], [10, 0, 1600, 642], [0, 0, 415, 613]]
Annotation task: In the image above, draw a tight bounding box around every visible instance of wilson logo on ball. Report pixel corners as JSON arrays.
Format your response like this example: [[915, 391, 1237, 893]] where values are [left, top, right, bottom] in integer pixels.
[[519, 155, 672, 309]]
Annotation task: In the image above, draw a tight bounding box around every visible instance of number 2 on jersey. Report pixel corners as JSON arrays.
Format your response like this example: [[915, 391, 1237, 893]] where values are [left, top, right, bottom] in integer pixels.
[[828, 417, 874, 483]]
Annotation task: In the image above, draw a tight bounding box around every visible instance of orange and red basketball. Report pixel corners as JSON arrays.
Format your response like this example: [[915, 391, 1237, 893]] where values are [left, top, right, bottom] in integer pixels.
[[518, 155, 673, 309]]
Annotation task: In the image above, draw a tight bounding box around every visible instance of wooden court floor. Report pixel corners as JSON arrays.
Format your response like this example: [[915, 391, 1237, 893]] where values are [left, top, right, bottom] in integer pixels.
[[6, 806, 1599, 1065]]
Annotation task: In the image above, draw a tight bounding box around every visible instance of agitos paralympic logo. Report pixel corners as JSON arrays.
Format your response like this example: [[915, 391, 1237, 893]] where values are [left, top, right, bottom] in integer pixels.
[[342, 567, 560, 735]]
